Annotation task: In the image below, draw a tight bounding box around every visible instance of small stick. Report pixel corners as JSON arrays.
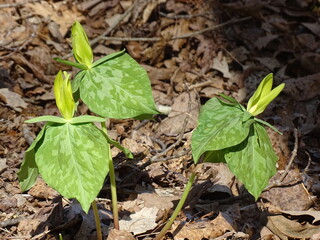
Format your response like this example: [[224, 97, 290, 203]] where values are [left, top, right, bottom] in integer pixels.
[[264, 128, 299, 191], [0, 0, 42, 8], [100, 17, 251, 43], [0, 217, 25, 228], [159, 11, 213, 20]]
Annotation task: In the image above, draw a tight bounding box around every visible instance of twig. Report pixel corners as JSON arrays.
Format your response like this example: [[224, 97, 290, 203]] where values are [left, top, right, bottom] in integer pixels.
[[210, 231, 249, 240], [188, 79, 215, 90], [152, 150, 191, 162], [0, 29, 37, 60], [102, 36, 161, 42], [90, 0, 138, 47], [171, 17, 251, 39], [159, 11, 213, 20], [100, 17, 251, 43], [0, 217, 25, 228], [264, 128, 299, 191], [143, 85, 193, 169], [150, 136, 167, 153], [0, 0, 42, 8]]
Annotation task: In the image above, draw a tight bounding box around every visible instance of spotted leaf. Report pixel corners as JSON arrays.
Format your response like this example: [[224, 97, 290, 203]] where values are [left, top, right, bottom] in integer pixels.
[[73, 52, 159, 119], [18, 125, 47, 191], [35, 122, 110, 213], [191, 97, 253, 163], [225, 123, 278, 199]]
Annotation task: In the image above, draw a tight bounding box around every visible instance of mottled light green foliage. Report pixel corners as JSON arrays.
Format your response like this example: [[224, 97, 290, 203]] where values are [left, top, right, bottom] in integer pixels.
[[18, 120, 115, 213], [73, 51, 159, 119], [35, 123, 110, 212], [192, 94, 279, 199], [225, 123, 277, 198], [191, 98, 253, 163], [18, 126, 46, 191]]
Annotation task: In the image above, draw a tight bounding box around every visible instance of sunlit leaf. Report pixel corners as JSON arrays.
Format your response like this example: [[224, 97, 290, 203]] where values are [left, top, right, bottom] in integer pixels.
[[70, 115, 106, 124], [74, 52, 159, 119], [34, 122, 111, 213], [18, 125, 47, 191], [25, 116, 66, 124], [225, 123, 278, 199], [191, 98, 253, 163]]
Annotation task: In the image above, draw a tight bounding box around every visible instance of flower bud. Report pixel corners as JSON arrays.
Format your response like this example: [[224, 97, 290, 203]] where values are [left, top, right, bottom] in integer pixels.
[[71, 21, 93, 68], [247, 73, 285, 116], [54, 71, 75, 120]]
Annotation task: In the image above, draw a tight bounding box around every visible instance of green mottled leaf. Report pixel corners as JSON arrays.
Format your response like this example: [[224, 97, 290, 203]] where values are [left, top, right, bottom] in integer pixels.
[[204, 149, 226, 163], [225, 123, 278, 199], [70, 115, 106, 124], [35, 123, 110, 213], [25, 116, 66, 124], [74, 52, 159, 119], [18, 125, 47, 191], [191, 98, 253, 163]]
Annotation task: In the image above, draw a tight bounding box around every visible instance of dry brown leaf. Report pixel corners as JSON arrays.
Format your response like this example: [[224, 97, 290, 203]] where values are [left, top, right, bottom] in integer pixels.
[[119, 207, 158, 235], [283, 73, 320, 101], [0, 10, 30, 48], [264, 213, 320, 240], [137, 192, 180, 210], [17, 219, 41, 238], [254, 34, 278, 50], [27, 1, 84, 36], [0, 88, 27, 112], [28, 178, 59, 200], [106, 229, 135, 240], [143, 65, 176, 83], [161, 19, 190, 51], [143, 0, 166, 23], [211, 53, 231, 79], [255, 57, 281, 70], [172, 212, 235, 240], [156, 91, 199, 135], [121, 138, 146, 155], [281, 210, 320, 224], [302, 22, 320, 36], [260, 169, 313, 211]]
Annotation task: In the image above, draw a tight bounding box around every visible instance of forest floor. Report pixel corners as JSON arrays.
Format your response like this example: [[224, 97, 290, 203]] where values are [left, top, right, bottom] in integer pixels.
[[1, 0, 320, 239]]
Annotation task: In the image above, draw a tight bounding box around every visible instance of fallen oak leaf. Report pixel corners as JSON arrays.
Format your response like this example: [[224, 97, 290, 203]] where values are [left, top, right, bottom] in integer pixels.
[[0, 88, 28, 112]]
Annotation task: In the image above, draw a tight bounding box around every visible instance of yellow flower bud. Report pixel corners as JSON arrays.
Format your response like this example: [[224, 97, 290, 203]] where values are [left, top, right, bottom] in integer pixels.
[[54, 71, 75, 120], [247, 73, 285, 116], [71, 21, 93, 68]]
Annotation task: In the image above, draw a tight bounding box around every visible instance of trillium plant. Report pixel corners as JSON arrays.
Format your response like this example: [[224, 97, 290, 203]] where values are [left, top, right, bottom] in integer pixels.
[[18, 21, 158, 239], [155, 73, 285, 240]]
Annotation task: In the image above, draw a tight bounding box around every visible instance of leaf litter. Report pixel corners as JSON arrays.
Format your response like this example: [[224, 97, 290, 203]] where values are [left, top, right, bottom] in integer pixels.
[[0, 0, 320, 239]]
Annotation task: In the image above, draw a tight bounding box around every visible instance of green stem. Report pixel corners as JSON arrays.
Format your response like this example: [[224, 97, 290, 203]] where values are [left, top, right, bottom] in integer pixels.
[[92, 201, 102, 240], [101, 122, 120, 230], [54, 57, 88, 70], [109, 157, 120, 230], [154, 172, 196, 240]]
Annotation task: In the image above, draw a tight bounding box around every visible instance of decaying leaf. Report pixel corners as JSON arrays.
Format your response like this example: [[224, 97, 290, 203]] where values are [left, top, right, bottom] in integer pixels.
[[119, 207, 158, 235], [172, 212, 235, 240], [0, 88, 28, 112]]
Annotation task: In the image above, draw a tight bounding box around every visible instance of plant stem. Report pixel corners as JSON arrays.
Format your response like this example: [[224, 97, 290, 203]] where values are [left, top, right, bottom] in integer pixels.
[[92, 201, 102, 240], [109, 157, 120, 230], [154, 172, 196, 240], [101, 122, 120, 230]]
